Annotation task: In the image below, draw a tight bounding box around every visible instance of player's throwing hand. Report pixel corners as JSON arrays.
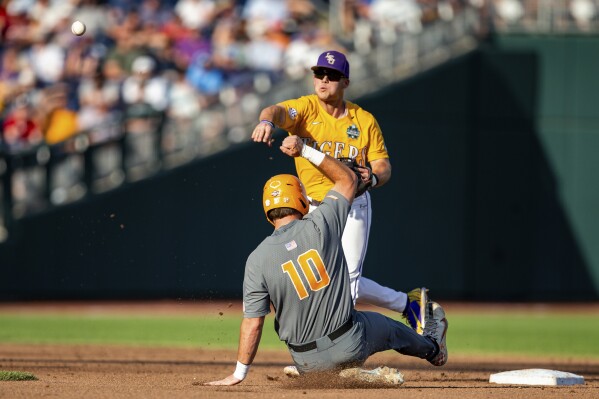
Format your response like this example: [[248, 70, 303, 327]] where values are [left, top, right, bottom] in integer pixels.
[[251, 119, 276, 146]]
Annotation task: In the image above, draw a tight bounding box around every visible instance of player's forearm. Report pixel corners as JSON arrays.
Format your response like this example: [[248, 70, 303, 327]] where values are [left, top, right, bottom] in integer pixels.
[[370, 158, 391, 187], [203, 316, 264, 386], [236, 316, 264, 365], [259, 105, 285, 127], [318, 155, 357, 201]]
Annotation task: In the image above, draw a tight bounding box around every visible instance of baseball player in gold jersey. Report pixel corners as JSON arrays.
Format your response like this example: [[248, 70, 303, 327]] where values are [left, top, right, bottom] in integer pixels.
[[251, 50, 428, 338]]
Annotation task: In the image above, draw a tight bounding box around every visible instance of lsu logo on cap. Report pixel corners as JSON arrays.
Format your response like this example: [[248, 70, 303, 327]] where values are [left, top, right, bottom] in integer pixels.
[[325, 52, 335, 64]]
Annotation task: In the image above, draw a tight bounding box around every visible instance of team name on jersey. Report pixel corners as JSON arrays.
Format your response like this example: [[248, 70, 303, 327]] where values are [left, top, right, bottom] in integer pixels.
[[301, 138, 368, 166]]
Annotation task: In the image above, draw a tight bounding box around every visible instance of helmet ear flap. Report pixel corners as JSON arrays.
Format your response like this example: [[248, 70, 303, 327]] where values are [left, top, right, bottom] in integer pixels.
[[299, 196, 308, 210], [263, 174, 309, 224]]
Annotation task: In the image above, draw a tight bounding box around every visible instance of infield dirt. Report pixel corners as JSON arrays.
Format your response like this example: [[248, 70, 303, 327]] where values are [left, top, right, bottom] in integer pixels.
[[1, 343, 598, 399]]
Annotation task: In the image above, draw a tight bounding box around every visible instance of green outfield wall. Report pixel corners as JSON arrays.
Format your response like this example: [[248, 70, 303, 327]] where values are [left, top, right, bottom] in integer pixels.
[[490, 35, 599, 298], [360, 35, 599, 300], [0, 35, 597, 300]]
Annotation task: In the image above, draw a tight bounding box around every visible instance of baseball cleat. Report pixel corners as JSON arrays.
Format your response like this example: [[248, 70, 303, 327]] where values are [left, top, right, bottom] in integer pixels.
[[402, 287, 428, 334], [283, 365, 300, 378], [339, 366, 404, 385], [423, 301, 448, 366]]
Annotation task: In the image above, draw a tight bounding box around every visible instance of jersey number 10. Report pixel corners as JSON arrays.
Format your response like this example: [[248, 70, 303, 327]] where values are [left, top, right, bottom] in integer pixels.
[[281, 249, 331, 300]]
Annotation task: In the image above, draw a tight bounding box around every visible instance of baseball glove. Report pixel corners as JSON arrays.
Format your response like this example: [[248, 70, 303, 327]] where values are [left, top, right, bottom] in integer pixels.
[[338, 157, 372, 197]]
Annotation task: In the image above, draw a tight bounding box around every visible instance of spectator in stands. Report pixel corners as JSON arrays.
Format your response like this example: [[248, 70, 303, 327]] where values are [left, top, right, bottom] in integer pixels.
[[40, 83, 79, 145], [242, 0, 290, 76], [167, 67, 200, 121], [103, 12, 145, 77], [369, 0, 423, 34], [121, 54, 170, 113], [185, 52, 224, 106], [283, 15, 342, 80], [570, 0, 597, 30], [210, 7, 250, 86], [27, 0, 75, 38], [0, 45, 23, 112], [27, 32, 65, 87], [77, 69, 121, 143], [242, 0, 289, 27], [335, 0, 371, 39], [0, 1, 8, 41], [493, 0, 525, 27], [72, 0, 109, 39], [2, 1, 34, 45], [1, 94, 42, 152], [175, 0, 217, 32], [168, 17, 211, 72], [139, 0, 174, 27], [243, 21, 288, 81]]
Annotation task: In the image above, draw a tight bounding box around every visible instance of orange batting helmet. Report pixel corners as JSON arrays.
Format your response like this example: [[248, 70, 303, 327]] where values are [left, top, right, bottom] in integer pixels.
[[263, 174, 309, 225]]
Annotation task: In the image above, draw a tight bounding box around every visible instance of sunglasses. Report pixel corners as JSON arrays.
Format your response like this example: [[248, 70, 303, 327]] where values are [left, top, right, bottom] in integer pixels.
[[313, 68, 345, 82]]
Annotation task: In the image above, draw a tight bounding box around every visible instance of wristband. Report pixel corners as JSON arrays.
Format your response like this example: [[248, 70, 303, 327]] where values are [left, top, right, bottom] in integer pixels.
[[301, 144, 325, 167], [371, 173, 378, 187], [260, 119, 275, 129], [233, 361, 250, 380]]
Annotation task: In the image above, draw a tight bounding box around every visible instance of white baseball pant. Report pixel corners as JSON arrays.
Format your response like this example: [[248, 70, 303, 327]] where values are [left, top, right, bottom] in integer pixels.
[[310, 191, 408, 313]]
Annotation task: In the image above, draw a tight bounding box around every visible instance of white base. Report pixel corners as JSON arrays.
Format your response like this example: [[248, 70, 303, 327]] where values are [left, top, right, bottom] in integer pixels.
[[489, 369, 584, 386]]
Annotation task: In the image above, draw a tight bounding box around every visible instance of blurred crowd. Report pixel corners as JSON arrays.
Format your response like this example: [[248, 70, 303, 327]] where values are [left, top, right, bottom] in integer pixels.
[[0, 0, 478, 155], [492, 0, 598, 30], [1, 0, 595, 155]]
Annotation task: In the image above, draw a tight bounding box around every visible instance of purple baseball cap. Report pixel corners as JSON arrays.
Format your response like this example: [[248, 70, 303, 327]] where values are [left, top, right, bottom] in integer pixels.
[[311, 50, 350, 78]]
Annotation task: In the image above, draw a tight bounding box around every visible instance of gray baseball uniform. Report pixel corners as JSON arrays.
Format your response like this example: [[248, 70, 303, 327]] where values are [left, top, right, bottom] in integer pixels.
[[243, 190, 437, 373]]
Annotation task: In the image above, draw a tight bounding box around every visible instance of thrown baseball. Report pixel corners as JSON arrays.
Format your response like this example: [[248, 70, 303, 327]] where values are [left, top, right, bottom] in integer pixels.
[[71, 20, 86, 36]]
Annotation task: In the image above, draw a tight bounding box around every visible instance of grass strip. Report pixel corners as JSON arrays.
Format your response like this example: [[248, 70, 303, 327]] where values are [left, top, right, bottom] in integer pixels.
[[0, 371, 38, 381], [0, 312, 598, 358]]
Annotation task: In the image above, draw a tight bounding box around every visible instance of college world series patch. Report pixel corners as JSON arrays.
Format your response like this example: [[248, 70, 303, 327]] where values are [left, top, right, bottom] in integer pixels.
[[346, 124, 360, 139]]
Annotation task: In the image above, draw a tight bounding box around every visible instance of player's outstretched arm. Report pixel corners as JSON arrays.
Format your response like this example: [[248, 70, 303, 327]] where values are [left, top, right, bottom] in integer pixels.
[[280, 135, 357, 203], [203, 316, 265, 386]]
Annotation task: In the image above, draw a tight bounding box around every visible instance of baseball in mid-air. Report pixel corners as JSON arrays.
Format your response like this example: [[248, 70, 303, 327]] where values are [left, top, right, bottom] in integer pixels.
[[71, 20, 86, 36]]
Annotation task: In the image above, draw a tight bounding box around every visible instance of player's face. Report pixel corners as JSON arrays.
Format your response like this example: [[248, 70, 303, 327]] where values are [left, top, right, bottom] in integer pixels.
[[312, 68, 349, 103]]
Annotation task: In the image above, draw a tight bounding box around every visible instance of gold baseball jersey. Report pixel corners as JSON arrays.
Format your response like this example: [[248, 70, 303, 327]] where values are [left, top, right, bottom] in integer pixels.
[[278, 94, 389, 201]]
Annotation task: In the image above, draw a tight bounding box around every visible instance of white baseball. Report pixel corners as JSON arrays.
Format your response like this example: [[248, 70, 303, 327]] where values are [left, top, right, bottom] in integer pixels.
[[71, 20, 86, 36]]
